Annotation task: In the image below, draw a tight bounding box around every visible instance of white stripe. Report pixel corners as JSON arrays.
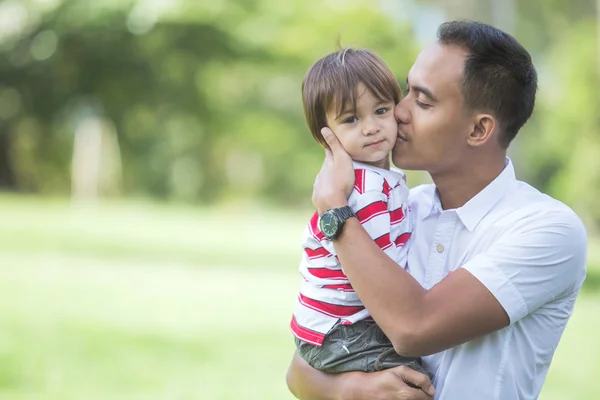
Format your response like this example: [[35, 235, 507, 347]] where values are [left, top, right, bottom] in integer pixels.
[[293, 301, 340, 335], [300, 280, 362, 304]]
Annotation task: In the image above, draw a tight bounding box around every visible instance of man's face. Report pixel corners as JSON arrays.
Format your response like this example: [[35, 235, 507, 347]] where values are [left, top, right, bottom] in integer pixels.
[[392, 42, 474, 174]]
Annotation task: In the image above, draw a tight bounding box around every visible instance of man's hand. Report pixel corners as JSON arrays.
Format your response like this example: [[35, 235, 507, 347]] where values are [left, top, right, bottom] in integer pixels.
[[312, 128, 355, 214], [347, 365, 435, 400], [287, 352, 435, 400]]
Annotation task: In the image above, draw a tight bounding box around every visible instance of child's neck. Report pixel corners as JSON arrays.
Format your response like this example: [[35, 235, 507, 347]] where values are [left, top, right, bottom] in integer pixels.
[[356, 158, 390, 170]]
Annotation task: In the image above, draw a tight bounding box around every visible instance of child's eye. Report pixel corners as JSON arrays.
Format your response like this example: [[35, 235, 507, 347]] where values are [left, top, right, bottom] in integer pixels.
[[375, 108, 389, 115], [343, 116, 358, 124]]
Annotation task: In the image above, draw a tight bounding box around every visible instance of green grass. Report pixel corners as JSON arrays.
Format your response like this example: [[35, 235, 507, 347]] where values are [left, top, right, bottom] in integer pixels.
[[0, 196, 309, 268], [0, 195, 598, 399]]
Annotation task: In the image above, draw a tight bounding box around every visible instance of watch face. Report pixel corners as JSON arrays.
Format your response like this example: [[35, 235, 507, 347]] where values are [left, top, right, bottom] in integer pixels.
[[319, 212, 339, 238]]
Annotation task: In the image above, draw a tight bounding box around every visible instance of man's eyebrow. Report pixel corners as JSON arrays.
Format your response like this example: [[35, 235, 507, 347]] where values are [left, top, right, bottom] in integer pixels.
[[406, 77, 438, 102]]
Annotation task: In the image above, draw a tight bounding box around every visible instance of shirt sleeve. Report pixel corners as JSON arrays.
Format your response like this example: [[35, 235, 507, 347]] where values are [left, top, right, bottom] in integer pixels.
[[461, 208, 587, 324]]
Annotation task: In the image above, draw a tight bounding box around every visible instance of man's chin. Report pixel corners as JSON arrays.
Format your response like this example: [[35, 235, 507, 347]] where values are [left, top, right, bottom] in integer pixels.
[[392, 156, 418, 171]]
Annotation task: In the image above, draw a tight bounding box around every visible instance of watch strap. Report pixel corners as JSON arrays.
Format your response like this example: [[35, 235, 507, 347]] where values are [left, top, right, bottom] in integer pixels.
[[333, 206, 356, 223]]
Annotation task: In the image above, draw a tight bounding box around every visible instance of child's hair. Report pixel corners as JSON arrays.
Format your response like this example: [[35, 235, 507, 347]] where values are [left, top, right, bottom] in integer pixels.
[[302, 48, 401, 148]]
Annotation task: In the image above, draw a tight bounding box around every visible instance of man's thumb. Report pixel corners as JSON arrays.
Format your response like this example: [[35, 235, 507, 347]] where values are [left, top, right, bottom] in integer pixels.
[[321, 127, 340, 149]]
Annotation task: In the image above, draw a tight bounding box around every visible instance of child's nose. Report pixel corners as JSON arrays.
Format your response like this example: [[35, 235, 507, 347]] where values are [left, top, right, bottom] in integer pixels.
[[362, 118, 380, 135]]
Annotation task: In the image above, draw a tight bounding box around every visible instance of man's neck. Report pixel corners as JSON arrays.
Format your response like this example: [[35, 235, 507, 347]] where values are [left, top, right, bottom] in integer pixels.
[[431, 153, 507, 210]]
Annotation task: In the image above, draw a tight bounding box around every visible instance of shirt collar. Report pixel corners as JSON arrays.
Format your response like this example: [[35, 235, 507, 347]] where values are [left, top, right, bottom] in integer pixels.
[[352, 161, 404, 184], [426, 158, 517, 231]]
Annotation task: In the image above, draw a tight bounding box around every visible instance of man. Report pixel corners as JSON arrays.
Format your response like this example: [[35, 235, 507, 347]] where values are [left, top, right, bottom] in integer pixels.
[[286, 21, 587, 400]]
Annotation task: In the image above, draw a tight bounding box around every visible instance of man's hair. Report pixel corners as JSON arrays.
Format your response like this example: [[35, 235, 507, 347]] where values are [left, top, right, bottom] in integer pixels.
[[302, 48, 401, 148], [437, 21, 538, 148]]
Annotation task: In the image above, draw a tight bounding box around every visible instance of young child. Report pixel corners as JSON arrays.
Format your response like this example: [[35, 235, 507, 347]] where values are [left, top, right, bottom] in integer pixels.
[[290, 48, 431, 377]]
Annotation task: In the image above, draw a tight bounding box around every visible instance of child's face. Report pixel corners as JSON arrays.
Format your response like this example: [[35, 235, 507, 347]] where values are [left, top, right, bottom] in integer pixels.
[[326, 83, 398, 170]]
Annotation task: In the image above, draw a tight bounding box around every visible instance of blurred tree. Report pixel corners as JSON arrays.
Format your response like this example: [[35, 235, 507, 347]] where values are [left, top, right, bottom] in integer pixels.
[[0, 0, 418, 206], [1, 0, 598, 219], [518, 21, 600, 228]]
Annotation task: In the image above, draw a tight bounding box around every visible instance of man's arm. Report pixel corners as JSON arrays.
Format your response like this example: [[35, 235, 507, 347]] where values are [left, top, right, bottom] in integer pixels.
[[311, 128, 508, 356], [286, 352, 435, 400], [286, 352, 347, 400], [332, 218, 509, 356], [312, 128, 586, 357]]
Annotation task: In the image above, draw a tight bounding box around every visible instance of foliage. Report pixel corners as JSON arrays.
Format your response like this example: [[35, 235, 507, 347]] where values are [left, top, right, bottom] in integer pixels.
[[0, 0, 418, 206], [517, 21, 600, 227], [0, 0, 598, 225]]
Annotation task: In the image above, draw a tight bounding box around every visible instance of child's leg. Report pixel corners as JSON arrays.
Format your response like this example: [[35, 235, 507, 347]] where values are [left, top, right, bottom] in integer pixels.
[[295, 320, 434, 379]]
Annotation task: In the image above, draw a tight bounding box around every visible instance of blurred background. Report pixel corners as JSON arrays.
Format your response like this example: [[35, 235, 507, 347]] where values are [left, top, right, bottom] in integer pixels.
[[0, 0, 598, 398]]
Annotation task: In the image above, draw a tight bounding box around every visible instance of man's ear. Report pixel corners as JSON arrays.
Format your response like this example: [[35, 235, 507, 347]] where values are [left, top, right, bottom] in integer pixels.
[[467, 113, 496, 147]]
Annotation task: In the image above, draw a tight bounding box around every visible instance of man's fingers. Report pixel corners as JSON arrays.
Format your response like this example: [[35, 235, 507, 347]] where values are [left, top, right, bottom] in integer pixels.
[[394, 366, 435, 397], [321, 127, 343, 153], [404, 387, 434, 400]]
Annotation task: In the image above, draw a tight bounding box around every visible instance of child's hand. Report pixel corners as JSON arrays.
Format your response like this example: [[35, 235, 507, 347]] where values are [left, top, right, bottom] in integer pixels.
[[312, 127, 355, 214]]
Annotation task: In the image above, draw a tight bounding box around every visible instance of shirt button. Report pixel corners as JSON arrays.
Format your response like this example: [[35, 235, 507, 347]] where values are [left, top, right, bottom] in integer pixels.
[[436, 244, 445, 253]]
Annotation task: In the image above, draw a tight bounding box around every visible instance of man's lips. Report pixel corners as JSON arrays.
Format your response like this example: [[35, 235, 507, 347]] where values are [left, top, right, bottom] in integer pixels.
[[397, 131, 408, 142]]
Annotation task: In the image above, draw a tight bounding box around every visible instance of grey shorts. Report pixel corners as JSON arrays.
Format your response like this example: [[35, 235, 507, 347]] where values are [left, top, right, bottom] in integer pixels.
[[295, 320, 433, 379]]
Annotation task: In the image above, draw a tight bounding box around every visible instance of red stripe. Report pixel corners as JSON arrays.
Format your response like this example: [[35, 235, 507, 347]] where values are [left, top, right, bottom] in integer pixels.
[[322, 283, 354, 291], [390, 207, 405, 225], [299, 293, 365, 317], [356, 201, 387, 223], [290, 315, 325, 346], [304, 246, 331, 259], [354, 169, 366, 194], [374, 233, 392, 251], [309, 212, 324, 241], [394, 232, 411, 247], [382, 180, 391, 197], [306, 267, 347, 280]]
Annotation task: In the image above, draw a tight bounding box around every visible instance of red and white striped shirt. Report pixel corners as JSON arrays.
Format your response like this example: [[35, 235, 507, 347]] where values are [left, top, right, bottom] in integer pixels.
[[291, 162, 411, 346]]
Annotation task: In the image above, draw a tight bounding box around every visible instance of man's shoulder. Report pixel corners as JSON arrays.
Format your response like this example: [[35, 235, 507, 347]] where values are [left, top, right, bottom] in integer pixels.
[[501, 181, 585, 231], [489, 182, 588, 297], [483, 182, 588, 264]]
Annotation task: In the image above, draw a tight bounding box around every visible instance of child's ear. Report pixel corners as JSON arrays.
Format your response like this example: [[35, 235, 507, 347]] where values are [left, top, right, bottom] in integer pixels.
[[467, 114, 496, 147]]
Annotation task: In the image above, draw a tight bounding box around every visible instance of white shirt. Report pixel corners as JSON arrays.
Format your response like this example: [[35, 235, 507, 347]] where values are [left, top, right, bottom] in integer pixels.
[[407, 159, 587, 400]]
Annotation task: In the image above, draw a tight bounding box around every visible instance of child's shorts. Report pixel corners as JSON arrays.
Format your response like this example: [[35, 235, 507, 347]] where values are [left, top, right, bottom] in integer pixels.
[[295, 319, 433, 379]]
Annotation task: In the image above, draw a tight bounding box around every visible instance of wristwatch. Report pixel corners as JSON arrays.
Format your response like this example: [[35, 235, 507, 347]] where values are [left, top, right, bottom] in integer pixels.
[[319, 206, 356, 241]]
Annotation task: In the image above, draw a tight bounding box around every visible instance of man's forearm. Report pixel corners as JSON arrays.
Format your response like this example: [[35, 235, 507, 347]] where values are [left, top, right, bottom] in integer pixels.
[[333, 218, 509, 356], [286, 352, 358, 400], [334, 218, 428, 355]]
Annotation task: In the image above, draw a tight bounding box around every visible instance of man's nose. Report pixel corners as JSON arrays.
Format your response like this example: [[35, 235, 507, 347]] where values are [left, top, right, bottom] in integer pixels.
[[394, 101, 410, 125]]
